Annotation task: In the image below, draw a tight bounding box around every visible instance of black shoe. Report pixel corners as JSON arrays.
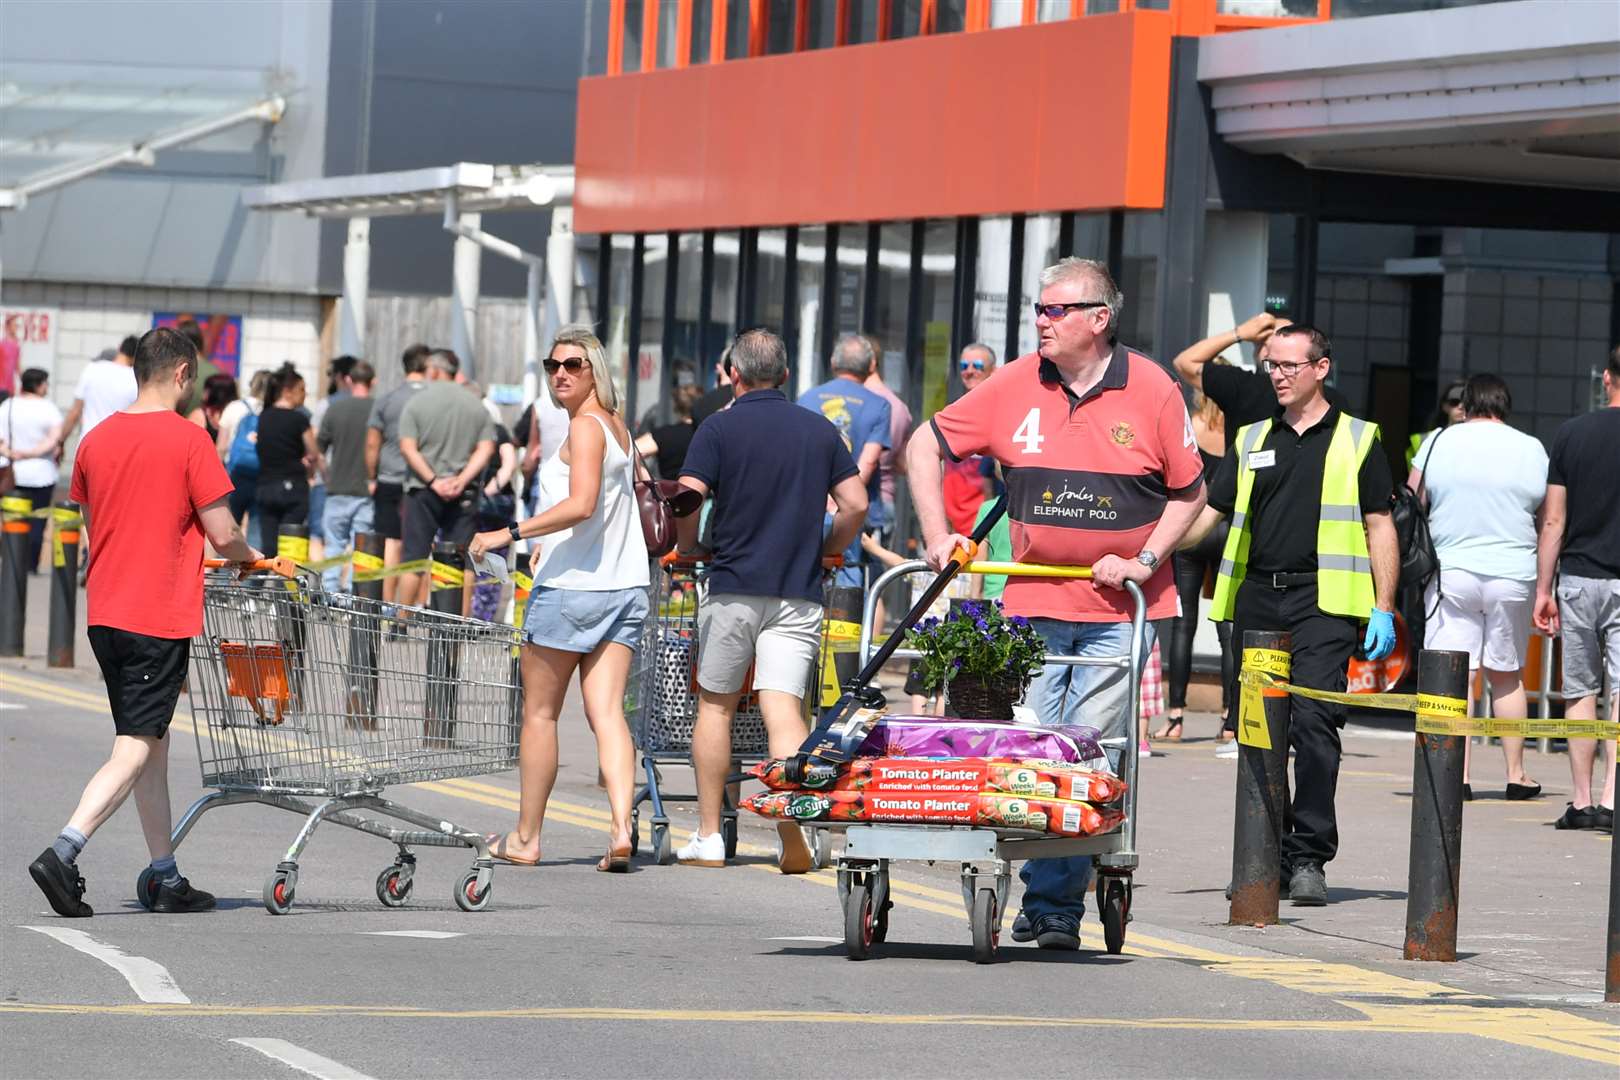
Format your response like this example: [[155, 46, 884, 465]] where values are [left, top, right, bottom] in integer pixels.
[[1032, 915, 1081, 950], [1504, 782, 1542, 801], [151, 878, 216, 913], [1462, 783, 1473, 802], [1288, 862, 1327, 906], [1553, 803, 1600, 830], [28, 849, 92, 918], [1010, 912, 1034, 943], [1596, 806, 1614, 833]]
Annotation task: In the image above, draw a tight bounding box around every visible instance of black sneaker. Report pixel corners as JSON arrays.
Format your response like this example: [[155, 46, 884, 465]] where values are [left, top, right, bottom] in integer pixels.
[[151, 878, 216, 913], [1010, 912, 1034, 943], [28, 849, 92, 918], [1596, 806, 1614, 833], [1288, 862, 1327, 906], [1033, 914, 1081, 950], [1553, 803, 1600, 830]]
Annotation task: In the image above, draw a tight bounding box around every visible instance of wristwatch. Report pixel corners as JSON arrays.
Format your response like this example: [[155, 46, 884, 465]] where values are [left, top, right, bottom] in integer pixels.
[[1136, 550, 1159, 570], [508, 523, 522, 543]]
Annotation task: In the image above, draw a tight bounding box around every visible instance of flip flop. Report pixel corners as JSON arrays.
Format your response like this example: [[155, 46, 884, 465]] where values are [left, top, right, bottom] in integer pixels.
[[596, 846, 632, 873], [485, 832, 541, 866]]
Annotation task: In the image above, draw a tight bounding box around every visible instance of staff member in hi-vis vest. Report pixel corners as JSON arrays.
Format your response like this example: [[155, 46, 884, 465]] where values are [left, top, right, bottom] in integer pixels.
[[1180, 325, 1398, 907]]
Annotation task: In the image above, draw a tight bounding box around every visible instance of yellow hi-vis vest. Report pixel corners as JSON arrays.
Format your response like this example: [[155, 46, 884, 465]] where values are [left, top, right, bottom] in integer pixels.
[[1209, 412, 1380, 622]]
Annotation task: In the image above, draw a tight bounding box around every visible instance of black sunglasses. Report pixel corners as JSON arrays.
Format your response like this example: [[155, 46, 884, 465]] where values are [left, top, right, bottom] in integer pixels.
[[543, 357, 588, 374], [1032, 300, 1107, 321], [1442, 396, 1463, 407]]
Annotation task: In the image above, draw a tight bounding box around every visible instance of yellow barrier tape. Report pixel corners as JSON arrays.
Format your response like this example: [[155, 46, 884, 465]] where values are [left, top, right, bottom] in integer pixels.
[[52, 529, 67, 569], [351, 550, 383, 575], [1416, 716, 1620, 740], [0, 496, 34, 517], [52, 506, 82, 525], [429, 560, 465, 590], [352, 557, 430, 583], [295, 553, 351, 573], [512, 570, 533, 591]]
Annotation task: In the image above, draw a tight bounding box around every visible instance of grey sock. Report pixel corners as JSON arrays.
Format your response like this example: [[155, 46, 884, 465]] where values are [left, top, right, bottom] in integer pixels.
[[52, 827, 88, 866], [149, 854, 181, 888]]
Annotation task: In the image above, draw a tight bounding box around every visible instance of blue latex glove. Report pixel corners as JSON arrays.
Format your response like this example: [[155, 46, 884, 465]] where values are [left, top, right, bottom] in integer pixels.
[[1363, 608, 1397, 661]]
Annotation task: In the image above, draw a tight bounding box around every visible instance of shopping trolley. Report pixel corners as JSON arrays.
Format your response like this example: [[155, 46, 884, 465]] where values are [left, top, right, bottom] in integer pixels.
[[144, 559, 522, 915], [625, 557, 841, 866], [813, 560, 1146, 963]]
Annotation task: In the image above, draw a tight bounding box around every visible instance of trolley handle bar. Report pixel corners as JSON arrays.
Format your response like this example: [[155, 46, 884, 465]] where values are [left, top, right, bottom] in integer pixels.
[[205, 556, 299, 579], [662, 552, 845, 570]]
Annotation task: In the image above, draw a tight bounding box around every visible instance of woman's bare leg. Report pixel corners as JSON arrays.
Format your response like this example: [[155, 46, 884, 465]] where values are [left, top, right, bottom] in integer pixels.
[[498, 644, 578, 861], [578, 641, 637, 854]]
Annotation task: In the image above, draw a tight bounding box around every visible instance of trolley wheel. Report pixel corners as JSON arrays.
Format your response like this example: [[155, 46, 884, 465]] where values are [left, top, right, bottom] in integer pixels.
[[651, 823, 673, 866], [375, 865, 412, 908], [843, 881, 877, 961], [721, 816, 738, 860], [1100, 876, 1131, 955], [263, 869, 296, 916], [971, 888, 1000, 964], [628, 811, 640, 857], [809, 828, 831, 871], [135, 866, 160, 911], [454, 868, 491, 912]]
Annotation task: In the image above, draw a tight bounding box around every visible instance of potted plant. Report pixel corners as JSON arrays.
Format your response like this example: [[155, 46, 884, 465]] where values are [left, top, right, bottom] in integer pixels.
[[903, 600, 1047, 720]]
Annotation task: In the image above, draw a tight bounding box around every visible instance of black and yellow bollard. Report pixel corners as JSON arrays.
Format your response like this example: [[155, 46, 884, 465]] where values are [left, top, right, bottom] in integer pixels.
[[47, 503, 81, 668], [1403, 648, 1470, 962], [351, 531, 384, 604], [347, 531, 384, 724], [1230, 630, 1292, 927], [424, 542, 465, 746], [0, 495, 33, 657]]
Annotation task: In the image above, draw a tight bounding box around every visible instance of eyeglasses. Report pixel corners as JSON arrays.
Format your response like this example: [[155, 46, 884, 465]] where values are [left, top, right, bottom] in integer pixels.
[[1261, 359, 1320, 378], [543, 357, 588, 375], [1032, 300, 1107, 321], [1442, 396, 1463, 407], [959, 359, 986, 372]]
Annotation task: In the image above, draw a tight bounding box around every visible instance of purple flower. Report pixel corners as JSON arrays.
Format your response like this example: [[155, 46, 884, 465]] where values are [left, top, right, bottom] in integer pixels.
[[1010, 615, 1031, 628]]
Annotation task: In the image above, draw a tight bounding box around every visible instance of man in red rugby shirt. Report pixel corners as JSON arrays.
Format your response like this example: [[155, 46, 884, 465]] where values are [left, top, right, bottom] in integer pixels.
[[908, 257, 1206, 950], [27, 327, 260, 918]]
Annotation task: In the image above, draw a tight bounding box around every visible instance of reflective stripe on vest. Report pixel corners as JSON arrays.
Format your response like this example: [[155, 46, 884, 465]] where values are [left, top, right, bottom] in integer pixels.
[[1209, 412, 1380, 621]]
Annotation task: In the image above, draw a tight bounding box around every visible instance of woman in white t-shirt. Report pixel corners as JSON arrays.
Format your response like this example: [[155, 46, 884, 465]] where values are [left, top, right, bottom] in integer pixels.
[[0, 368, 67, 572], [468, 326, 650, 874], [1408, 373, 1548, 801]]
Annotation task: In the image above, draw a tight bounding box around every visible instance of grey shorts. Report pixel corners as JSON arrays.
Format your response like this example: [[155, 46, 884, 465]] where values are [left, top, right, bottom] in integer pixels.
[[1556, 574, 1620, 700], [523, 585, 649, 654], [696, 591, 822, 698]]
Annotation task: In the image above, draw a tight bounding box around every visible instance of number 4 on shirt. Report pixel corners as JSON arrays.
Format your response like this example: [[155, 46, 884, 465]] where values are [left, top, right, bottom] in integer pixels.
[[1012, 408, 1045, 455]]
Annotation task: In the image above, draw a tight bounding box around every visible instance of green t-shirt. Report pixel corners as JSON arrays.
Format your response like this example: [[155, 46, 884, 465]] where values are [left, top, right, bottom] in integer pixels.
[[974, 499, 1012, 601], [397, 381, 496, 491]]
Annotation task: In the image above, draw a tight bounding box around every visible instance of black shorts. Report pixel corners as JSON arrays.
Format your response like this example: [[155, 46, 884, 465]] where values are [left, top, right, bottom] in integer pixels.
[[88, 626, 189, 738], [402, 486, 478, 563], [373, 482, 405, 541]]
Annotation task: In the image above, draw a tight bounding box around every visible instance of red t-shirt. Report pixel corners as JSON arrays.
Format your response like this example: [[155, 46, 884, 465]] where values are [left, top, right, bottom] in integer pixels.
[[70, 411, 235, 638], [930, 347, 1203, 623]]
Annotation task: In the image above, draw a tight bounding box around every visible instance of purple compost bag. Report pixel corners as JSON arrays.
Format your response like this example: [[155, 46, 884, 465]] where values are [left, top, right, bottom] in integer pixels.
[[855, 716, 1105, 766]]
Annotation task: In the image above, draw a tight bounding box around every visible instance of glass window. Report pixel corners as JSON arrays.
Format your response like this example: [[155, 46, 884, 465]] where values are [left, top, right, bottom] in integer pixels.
[[1070, 212, 1110, 260], [890, 0, 922, 38], [918, 220, 957, 422], [766, 0, 796, 53], [847, 0, 881, 43], [755, 228, 790, 332], [934, 0, 968, 32], [870, 223, 914, 399], [987, 0, 1024, 26], [1119, 212, 1161, 357], [637, 234, 670, 427], [793, 225, 828, 398], [725, 0, 751, 58], [973, 216, 1014, 365], [655, 0, 680, 66], [710, 230, 741, 358], [605, 235, 636, 406], [622, 0, 645, 72], [672, 233, 705, 387], [1013, 215, 1062, 358], [834, 227, 868, 337], [691, 0, 713, 62], [1036, 0, 1071, 21], [806, 0, 839, 47]]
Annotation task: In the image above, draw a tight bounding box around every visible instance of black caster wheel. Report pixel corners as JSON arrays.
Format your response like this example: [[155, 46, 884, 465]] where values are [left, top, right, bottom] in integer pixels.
[[454, 868, 491, 912], [375, 865, 413, 908], [1100, 876, 1131, 955], [136, 866, 160, 911], [263, 867, 296, 915], [844, 881, 877, 961], [652, 822, 673, 865], [721, 815, 738, 860], [629, 810, 640, 857], [971, 888, 999, 964]]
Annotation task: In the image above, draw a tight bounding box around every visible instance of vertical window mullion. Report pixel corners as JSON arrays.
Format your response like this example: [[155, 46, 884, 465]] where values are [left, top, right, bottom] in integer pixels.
[[627, 233, 646, 421], [782, 225, 800, 360], [1005, 212, 1025, 364], [697, 229, 716, 378], [819, 223, 840, 384], [661, 230, 681, 423]]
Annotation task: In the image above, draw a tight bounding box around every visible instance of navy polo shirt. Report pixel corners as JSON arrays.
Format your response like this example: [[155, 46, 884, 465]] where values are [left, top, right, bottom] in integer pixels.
[[680, 388, 858, 603]]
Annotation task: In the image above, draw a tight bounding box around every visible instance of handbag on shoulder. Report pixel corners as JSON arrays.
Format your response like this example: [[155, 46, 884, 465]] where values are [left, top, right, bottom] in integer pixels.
[[631, 444, 701, 557]]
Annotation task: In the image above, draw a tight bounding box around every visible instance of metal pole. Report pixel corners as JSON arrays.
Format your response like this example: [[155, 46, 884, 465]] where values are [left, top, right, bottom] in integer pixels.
[[1607, 793, 1619, 1001], [47, 502, 80, 668], [1230, 629, 1291, 927], [451, 209, 482, 381], [348, 531, 383, 723], [522, 261, 542, 410], [0, 495, 33, 657], [545, 207, 576, 338], [341, 217, 370, 358], [1404, 648, 1470, 962]]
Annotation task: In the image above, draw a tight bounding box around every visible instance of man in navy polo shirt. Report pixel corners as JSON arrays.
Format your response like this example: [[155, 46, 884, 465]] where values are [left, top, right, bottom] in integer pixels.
[[676, 328, 869, 871]]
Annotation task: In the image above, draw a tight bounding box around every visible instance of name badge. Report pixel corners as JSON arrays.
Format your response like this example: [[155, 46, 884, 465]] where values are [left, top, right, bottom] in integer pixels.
[[1247, 449, 1276, 469]]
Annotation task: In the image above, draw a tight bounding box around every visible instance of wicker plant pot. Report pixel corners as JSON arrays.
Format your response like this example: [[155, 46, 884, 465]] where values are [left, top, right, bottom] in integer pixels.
[[944, 673, 1026, 721]]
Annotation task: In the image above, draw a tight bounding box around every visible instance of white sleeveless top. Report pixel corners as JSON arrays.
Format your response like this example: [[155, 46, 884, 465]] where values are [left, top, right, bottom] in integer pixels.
[[533, 412, 651, 591]]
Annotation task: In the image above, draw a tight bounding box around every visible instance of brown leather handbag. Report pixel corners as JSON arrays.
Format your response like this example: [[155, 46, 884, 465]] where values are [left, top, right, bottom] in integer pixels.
[[632, 445, 701, 557]]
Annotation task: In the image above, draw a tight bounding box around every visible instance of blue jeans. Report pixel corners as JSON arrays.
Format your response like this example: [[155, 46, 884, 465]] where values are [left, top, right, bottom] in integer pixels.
[[321, 493, 374, 592], [1018, 618, 1154, 927]]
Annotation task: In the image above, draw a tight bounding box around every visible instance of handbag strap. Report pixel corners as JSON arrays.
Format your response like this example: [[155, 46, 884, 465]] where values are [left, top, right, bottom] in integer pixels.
[[1415, 423, 1450, 505]]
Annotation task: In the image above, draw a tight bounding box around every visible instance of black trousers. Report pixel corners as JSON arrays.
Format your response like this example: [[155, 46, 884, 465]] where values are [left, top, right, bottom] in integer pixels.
[[256, 479, 309, 554], [1227, 577, 1359, 868], [1167, 519, 1233, 713], [16, 483, 55, 573]]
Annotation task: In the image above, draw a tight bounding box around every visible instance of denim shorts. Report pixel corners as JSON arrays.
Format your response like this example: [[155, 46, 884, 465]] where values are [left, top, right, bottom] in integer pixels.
[[522, 584, 649, 654]]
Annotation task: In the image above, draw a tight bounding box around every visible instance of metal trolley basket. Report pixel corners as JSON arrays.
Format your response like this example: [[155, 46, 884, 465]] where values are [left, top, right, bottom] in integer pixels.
[[813, 560, 1146, 964], [146, 561, 522, 915], [625, 557, 841, 866]]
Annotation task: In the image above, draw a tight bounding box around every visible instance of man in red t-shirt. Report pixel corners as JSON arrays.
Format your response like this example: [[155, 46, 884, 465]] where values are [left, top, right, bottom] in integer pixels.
[[908, 258, 1206, 949], [28, 327, 260, 919]]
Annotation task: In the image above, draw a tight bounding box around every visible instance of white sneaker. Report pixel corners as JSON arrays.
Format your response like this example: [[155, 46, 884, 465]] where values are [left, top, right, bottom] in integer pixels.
[[676, 831, 726, 867], [1216, 741, 1240, 759]]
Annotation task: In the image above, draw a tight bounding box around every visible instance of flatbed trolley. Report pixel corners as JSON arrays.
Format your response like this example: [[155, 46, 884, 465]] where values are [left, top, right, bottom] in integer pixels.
[[815, 561, 1146, 963], [153, 561, 522, 914], [626, 557, 836, 867]]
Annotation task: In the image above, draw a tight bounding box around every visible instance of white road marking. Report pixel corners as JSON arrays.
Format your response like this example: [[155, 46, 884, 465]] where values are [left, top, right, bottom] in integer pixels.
[[0, 701, 24, 710], [231, 1039, 378, 1080], [768, 935, 842, 943], [360, 930, 463, 939], [22, 925, 190, 1004]]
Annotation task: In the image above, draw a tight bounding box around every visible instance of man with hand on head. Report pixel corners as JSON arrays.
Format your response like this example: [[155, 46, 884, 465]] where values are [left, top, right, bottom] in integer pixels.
[[1174, 312, 1346, 446], [28, 327, 261, 919]]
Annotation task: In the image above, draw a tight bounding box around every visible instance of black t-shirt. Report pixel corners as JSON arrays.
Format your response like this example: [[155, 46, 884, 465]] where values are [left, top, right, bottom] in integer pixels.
[[1208, 406, 1393, 575], [257, 406, 311, 486], [691, 384, 734, 428], [1204, 365, 1348, 450], [1548, 407, 1620, 579], [649, 420, 696, 479]]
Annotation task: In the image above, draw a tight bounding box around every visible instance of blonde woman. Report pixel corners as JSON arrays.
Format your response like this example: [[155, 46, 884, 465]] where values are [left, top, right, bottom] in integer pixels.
[[469, 327, 649, 872]]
